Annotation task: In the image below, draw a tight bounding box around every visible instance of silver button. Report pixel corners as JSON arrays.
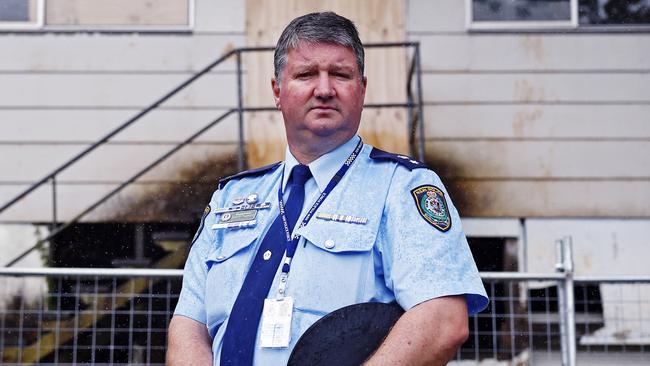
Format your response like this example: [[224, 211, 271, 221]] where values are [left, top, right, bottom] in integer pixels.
[[263, 250, 272, 261], [216, 255, 225, 261], [324, 239, 335, 249]]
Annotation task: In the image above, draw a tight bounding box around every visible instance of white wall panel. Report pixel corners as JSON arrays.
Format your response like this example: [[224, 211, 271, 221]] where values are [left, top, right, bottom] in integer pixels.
[[0, 183, 147, 222], [0, 143, 237, 182], [423, 73, 650, 103], [425, 141, 650, 178], [0, 73, 238, 107], [414, 34, 650, 71], [0, 34, 244, 72], [194, 0, 245, 33], [448, 180, 650, 217], [525, 219, 650, 275], [0, 109, 240, 142], [423, 105, 650, 139], [407, 0, 466, 33]]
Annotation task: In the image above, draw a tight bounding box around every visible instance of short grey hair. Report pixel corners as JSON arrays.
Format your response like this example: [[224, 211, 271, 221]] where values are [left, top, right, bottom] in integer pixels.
[[273, 12, 365, 83]]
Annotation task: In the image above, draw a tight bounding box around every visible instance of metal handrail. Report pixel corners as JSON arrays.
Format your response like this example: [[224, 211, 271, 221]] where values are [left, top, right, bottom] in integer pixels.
[[3, 107, 238, 267], [0, 48, 238, 215], [2, 42, 424, 267], [0, 42, 423, 218]]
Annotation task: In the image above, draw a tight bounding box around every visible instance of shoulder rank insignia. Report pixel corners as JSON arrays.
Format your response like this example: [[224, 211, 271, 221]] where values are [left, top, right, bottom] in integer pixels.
[[369, 148, 427, 171], [411, 185, 451, 232], [191, 204, 212, 246], [218, 161, 282, 190]]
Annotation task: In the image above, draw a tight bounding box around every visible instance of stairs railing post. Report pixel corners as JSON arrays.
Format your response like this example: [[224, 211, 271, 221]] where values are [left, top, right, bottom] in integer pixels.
[[236, 49, 246, 172], [51, 175, 58, 230], [414, 42, 425, 162]]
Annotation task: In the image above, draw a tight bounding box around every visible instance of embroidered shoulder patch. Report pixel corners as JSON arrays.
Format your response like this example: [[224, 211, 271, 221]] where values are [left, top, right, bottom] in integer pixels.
[[411, 185, 452, 232], [191, 204, 211, 246]]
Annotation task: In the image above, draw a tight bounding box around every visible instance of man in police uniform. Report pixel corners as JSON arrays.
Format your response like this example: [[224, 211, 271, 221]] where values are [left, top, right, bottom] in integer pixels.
[[167, 12, 488, 366]]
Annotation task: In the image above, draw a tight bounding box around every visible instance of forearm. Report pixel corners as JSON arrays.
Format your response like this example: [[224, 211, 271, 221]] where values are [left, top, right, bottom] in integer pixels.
[[167, 315, 213, 366], [363, 296, 469, 366]]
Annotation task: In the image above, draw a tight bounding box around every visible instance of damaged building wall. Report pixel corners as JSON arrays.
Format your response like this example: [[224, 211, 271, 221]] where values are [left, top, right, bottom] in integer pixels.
[[409, 0, 650, 218], [1, 0, 648, 224]]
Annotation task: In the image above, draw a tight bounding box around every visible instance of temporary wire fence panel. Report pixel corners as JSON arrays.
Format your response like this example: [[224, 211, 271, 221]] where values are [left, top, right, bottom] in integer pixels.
[[0, 270, 182, 365], [1, 270, 650, 365]]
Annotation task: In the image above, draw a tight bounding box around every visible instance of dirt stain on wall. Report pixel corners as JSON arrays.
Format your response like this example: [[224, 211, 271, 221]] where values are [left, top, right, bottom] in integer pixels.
[[425, 148, 483, 217], [111, 153, 239, 223]]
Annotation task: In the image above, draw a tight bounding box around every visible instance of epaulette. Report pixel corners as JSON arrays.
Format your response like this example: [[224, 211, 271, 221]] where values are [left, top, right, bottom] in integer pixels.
[[369, 148, 428, 171], [218, 161, 282, 190]]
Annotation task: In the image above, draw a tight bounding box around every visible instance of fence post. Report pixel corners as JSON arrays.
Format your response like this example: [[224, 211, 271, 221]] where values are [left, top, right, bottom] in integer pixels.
[[556, 237, 576, 366]]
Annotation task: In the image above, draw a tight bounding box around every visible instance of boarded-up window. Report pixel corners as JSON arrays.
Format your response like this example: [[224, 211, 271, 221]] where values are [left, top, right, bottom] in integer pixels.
[[0, 0, 192, 30], [45, 0, 191, 27]]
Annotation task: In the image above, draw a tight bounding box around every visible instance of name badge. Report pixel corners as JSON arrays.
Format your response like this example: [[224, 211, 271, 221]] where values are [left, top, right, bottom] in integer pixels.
[[211, 209, 258, 229], [211, 194, 272, 230], [259, 297, 293, 348]]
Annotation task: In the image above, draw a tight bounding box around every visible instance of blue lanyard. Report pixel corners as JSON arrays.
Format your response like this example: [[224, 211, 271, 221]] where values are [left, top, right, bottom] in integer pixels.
[[275, 139, 363, 295]]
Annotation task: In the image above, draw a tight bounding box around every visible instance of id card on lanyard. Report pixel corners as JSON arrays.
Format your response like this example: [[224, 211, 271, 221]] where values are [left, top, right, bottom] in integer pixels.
[[259, 139, 363, 348]]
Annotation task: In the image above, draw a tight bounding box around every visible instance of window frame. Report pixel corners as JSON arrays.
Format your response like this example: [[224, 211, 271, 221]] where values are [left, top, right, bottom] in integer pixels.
[[0, 0, 195, 32], [465, 0, 579, 31], [0, 0, 45, 30]]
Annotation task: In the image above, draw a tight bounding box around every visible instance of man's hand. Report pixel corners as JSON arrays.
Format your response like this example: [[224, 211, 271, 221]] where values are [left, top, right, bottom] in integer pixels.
[[167, 315, 213, 366], [363, 296, 469, 366]]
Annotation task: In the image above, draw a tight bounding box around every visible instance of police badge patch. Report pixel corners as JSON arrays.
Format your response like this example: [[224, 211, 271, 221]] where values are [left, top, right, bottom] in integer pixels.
[[411, 185, 452, 232]]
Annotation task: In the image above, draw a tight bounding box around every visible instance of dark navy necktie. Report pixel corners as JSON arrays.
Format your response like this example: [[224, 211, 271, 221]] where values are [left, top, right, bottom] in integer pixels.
[[221, 164, 312, 365]]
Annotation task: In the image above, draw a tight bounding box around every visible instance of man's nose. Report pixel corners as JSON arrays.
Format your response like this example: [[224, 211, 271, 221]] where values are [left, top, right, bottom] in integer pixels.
[[314, 72, 335, 99]]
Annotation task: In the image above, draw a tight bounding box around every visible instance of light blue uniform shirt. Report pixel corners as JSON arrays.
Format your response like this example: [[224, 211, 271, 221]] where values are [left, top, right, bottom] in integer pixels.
[[175, 136, 488, 365]]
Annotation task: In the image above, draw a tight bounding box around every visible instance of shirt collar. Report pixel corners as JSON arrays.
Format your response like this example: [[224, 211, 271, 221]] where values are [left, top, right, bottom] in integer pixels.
[[283, 135, 361, 192]]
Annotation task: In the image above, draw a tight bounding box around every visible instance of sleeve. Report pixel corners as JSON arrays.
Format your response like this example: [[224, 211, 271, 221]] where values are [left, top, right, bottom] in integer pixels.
[[173, 189, 221, 323], [376, 167, 489, 315]]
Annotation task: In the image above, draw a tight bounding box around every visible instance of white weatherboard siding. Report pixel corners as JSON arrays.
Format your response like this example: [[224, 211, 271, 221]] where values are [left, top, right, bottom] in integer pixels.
[[408, 0, 650, 218], [2, 0, 648, 222], [0, 0, 245, 223]]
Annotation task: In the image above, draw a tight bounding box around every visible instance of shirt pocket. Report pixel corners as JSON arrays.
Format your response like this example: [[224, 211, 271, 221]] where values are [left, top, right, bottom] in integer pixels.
[[204, 228, 260, 326], [288, 221, 377, 315]]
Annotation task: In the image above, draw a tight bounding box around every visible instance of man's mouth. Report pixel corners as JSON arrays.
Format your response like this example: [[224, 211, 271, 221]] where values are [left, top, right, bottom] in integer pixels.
[[311, 105, 337, 111]]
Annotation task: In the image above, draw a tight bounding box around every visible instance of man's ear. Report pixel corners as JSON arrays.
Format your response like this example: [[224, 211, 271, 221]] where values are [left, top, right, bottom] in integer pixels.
[[271, 78, 281, 109]]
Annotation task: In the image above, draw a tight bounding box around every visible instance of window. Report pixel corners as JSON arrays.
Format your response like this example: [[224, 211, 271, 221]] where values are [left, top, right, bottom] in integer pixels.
[[467, 0, 650, 30], [0, 0, 44, 29], [580, 0, 650, 25], [0, 0, 194, 31]]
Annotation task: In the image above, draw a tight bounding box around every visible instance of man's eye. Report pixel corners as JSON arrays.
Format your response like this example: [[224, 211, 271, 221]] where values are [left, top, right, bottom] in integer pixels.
[[296, 72, 312, 79], [333, 72, 351, 79]]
